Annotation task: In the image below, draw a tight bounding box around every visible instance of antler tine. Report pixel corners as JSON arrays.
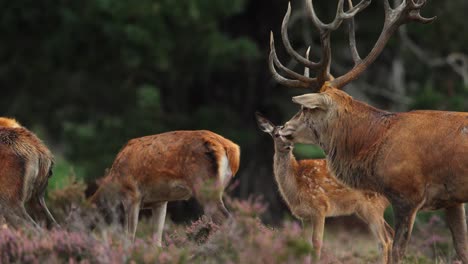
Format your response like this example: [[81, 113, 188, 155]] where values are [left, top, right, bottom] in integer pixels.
[[304, 47, 311, 77], [331, 0, 435, 89], [270, 32, 319, 87], [269, 32, 319, 90], [347, 0, 362, 65], [281, 3, 321, 70], [306, 0, 371, 32], [305, 0, 371, 84], [406, 0, 436, 24]]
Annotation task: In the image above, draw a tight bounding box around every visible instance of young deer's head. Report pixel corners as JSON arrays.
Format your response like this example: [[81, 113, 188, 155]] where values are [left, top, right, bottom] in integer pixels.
[[255, 112, 293, 152], [269, 0, 434, 144]]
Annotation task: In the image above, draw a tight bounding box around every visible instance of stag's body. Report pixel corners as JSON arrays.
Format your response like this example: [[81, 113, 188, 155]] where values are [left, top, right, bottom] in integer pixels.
[[90, 130, 240, 246], [257, 114, 393, 262], [267, 0, 467, 262], [0, 117, 57, 228], [282, 87, 468, 263]]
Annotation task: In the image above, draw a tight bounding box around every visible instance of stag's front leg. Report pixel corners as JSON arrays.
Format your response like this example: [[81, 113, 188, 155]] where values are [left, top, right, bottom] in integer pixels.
[[391, 205, 418, 263], [445, 203, 468, 263]]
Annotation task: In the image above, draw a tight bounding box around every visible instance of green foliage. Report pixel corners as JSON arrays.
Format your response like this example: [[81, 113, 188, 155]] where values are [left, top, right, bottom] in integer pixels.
[[0, 0, 258, 180], [48, 157, 85, 191], [62, 84, 165, 179], [293, 144, 326, 159], [411, 84, 444, 110]]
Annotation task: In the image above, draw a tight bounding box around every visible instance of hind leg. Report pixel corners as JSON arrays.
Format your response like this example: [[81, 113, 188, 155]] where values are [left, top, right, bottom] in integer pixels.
[[28, 189, 59, 228], [197, 192, 230, 225], [5, 203, 40, 229], [38, 195, 59, 227], [152, 202, 168, 247], [445, 204, 468, 263], [152, 202, 167, 247], [357, 210, 393, 264]]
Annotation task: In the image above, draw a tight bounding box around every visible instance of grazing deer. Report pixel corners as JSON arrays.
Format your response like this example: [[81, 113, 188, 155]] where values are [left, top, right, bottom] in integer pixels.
[[89, 130, 240, 246], [256, 113, 393, 263], [0, 117, 57, 228], [269, 0, 468, 263]]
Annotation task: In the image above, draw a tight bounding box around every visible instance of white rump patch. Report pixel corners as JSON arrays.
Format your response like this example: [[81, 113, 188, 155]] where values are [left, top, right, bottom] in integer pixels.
[[218, 154, 232, 187]]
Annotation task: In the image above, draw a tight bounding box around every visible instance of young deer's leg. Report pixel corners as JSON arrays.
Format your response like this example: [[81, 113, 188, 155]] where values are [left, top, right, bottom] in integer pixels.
[[357, 209, 393, 264], [152, 202, 168, 247], [302, 219, 314, 264], [311, 215, 325, 260], [391, 205, 418, 263], [445, 203, 468, 263]]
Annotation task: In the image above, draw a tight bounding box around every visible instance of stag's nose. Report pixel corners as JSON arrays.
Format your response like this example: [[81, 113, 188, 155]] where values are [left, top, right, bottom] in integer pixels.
[[279, 124, 294, 139]]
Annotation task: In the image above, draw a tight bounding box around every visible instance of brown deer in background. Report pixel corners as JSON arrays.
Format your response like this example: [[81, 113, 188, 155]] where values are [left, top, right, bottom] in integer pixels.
[[89, 130, 240, 246], [256, 113, 393, 263], [0, 117, 58, 228], [269, 0, 467, 263]]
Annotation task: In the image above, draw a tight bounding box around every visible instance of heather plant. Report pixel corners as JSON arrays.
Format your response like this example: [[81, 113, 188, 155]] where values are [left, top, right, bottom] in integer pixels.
[[0, 180, 461, 263]]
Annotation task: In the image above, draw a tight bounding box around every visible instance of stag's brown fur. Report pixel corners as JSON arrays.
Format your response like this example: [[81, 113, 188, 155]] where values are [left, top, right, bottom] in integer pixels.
[[0, 117, 57, 228], [257, 114, 393, 262], [90, 130, 240, 246], [281, 86, 468, 263]]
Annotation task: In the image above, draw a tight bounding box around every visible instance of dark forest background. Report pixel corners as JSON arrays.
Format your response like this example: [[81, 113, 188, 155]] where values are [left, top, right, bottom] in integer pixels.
[[1, 0, 467, 223]]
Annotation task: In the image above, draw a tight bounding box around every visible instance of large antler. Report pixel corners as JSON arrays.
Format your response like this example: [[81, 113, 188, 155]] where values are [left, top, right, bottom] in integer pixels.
[[269, 0, 435, 91]]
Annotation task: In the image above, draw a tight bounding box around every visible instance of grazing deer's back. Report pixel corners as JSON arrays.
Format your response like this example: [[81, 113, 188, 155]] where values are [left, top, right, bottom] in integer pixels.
[[108, 130, 240, 184]]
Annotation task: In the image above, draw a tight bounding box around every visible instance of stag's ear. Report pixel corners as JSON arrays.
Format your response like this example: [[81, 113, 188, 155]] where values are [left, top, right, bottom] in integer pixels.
[[292, 94, 329, 110], [255, 112, 275, 133]]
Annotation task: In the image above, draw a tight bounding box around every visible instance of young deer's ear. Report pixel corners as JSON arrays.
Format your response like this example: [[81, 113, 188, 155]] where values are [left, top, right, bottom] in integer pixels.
[[255, 112, 275, 133], [292, 93, 330, 110]]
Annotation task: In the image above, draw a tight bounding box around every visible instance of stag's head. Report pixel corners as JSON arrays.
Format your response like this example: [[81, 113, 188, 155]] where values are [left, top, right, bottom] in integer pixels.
[[271, 0, 434, 143]]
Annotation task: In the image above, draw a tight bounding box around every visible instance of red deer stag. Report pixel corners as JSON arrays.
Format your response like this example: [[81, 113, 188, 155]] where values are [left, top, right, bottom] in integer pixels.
[[0, 117, 57, 228], [256, 113, 393, 263], [89, 130, 240, 246], [269, 0, 468, 263]]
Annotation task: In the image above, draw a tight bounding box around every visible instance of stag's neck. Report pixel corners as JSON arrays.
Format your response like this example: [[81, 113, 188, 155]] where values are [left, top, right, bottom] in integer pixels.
[[273, 147, 300, 206], [322, 98, 395, 190], [325, 101, 394, 158]]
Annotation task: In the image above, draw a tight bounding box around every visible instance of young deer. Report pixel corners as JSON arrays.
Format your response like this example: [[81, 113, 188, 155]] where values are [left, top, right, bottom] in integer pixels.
[[89, 130, 240, 246], [0, 117, 57, 228], [256, 113, 393, 263]]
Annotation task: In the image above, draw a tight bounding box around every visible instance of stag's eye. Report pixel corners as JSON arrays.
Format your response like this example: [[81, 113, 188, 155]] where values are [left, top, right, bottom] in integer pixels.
[[301, 107, 314, 114]]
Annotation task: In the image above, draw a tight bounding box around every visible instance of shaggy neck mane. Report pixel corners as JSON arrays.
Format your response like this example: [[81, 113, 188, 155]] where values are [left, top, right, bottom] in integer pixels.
[[322, 92, 396, 190]]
